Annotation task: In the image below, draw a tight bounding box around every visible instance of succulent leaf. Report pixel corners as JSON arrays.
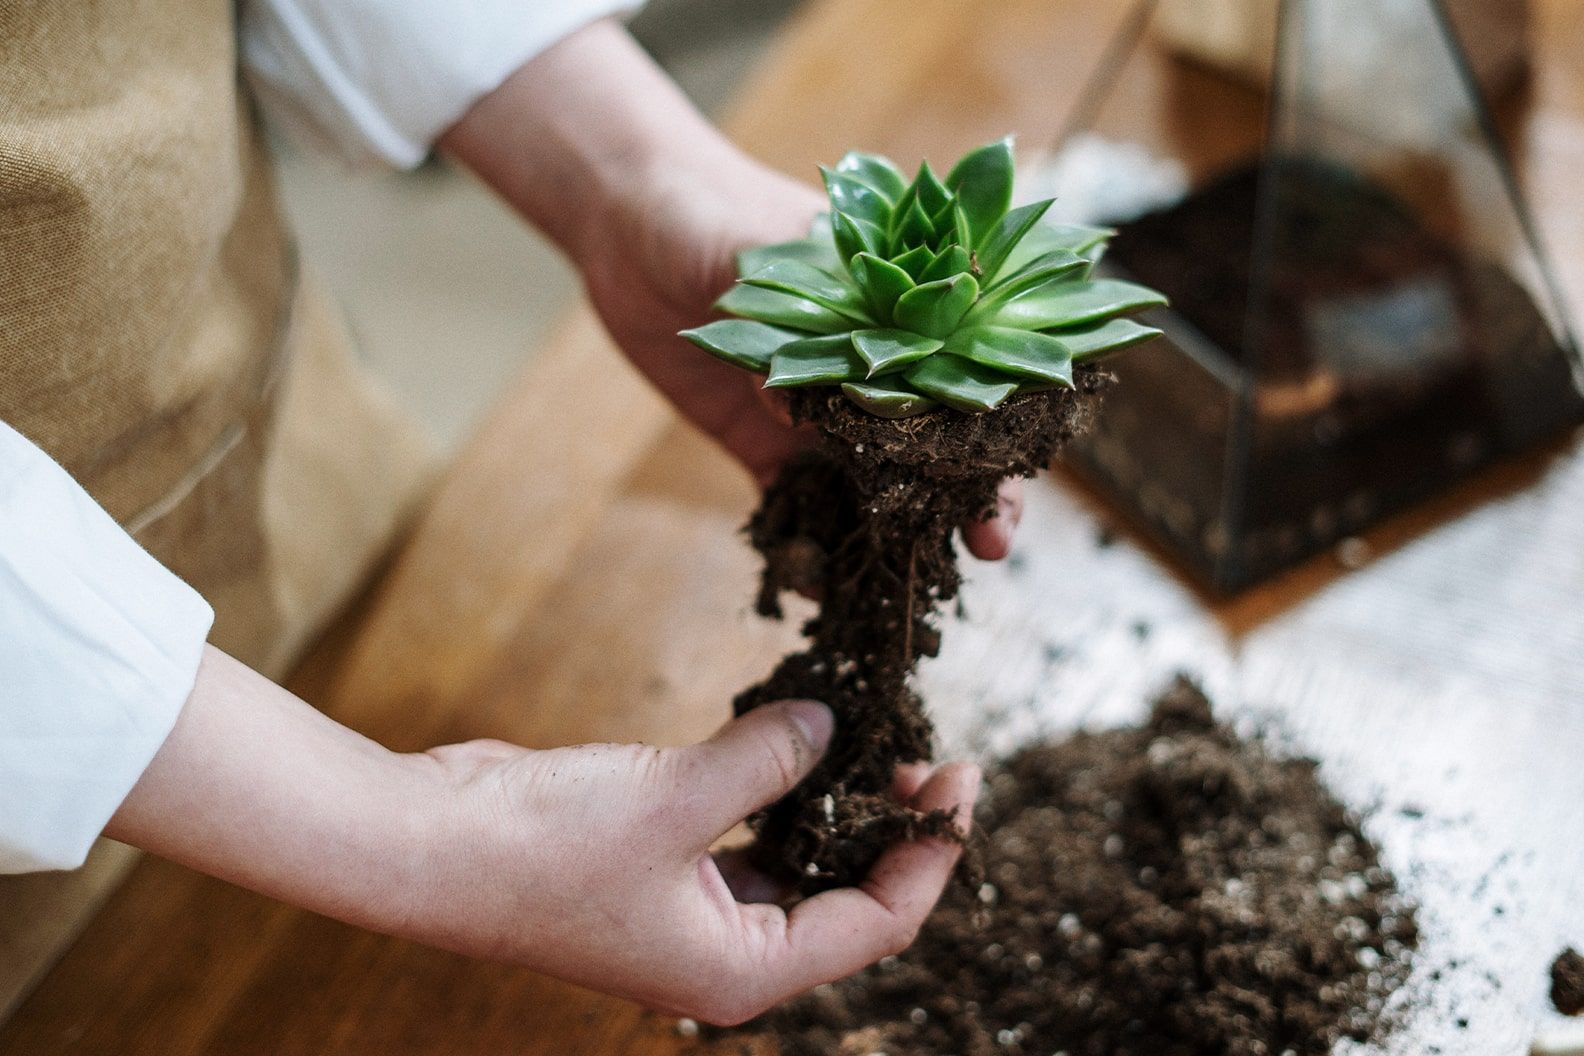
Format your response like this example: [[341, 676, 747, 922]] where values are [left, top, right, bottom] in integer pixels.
[[765, 334, 867, 388], [852, 328, 943, 376], [835, 151, 908, 203], [743, 259, 876, 325], [928, 198, 959, 240], [821, 168, 892, 229], [685, 139, 1165, 418], [918, 244, 972, 285], [913, 161, 953, 218], [987, 278, 1167, 330], [850, 253, 916, 323], [888, 184, 919, 233], [944, 326, 1074, 385], [738, 237, 841, 277], [1001, 223, 1113, 277], [841, 378, 940, 418], [680, 319, 802, 372], [904, 354, 1020, 412], [968, 251, 1090, 325], [714, 283, 851, 334], [890, 197, 937, 256], [833, 211, 885, 266], [974, 199, 1056, 285], [889, 244, 936, 282], [951, 202, 974, 249], [945, 137, 1015, 250], [893, 273, 978, 339], [1048, 317, 1164, 361], [988, 249, 1088, 294]]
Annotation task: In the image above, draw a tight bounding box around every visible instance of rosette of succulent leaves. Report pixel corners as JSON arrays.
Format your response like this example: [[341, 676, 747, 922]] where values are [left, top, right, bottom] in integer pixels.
[[681, 139, 1167, 418]]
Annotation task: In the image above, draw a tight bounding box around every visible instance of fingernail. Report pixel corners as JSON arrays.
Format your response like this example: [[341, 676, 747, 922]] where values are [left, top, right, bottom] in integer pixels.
[[982, 519, 1011, 559], [782, 700, 834, 754], [998, 492, 1021, 528]]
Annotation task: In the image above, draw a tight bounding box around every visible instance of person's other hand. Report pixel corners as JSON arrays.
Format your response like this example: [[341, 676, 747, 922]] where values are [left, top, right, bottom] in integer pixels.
[[411, 701, 979, 1024], [442, 20, 1023, 561], [581, 141, 1025, 559]]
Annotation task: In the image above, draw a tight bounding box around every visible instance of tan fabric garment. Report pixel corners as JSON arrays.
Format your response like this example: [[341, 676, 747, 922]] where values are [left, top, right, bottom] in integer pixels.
[[1, 0, 434, 1015]]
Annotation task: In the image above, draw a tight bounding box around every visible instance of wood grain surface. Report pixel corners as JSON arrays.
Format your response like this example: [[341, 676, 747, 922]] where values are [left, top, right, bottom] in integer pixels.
[[3, 1, 1581, 1053]]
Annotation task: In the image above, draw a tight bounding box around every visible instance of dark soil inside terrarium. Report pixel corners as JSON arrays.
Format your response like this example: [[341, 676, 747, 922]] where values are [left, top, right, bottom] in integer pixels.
[[735, 374, 1106, 893], [1107, 156, 1562, 386], [723, 678, 1419, 1056], [1074, 156, 1584, 590], [1552, 947, 1584, 1016]]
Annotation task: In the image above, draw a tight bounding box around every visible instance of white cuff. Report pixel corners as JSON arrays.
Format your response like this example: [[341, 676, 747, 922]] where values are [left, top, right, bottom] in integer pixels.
[[0, 423, 214, 873], [241, 0, 643, 168]]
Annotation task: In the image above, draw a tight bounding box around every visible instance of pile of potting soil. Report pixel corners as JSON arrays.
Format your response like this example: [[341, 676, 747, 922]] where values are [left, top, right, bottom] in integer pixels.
[[739, 678, 1418, 1056]]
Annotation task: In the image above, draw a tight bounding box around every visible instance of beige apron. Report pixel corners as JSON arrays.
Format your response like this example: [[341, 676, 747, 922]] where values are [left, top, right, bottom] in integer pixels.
[[0, 0, 434, 1015]]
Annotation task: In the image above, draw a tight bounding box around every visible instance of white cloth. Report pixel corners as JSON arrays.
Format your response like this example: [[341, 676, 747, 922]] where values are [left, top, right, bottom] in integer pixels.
[[3, 2, 640, 872], [0, 424, 213, 872], [241, 0, 641, 168]]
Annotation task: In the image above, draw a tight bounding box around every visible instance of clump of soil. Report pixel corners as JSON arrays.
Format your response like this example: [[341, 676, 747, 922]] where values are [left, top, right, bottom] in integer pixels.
[[1552, 948, 1584, 1016], [735, 678, 1419, 1056], [736, 376, 1106, 892]]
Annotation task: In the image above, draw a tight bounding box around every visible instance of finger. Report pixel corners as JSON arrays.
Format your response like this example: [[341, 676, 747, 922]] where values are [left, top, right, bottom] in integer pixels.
[[674, 700, 834, 840], [890, 761, 932, 801], [753, 384, 797, 429], [713, 763, 934, 903], [962, 479, 1024, 561], [726, 398, 815, 490], [735, 762, 982, 1003]]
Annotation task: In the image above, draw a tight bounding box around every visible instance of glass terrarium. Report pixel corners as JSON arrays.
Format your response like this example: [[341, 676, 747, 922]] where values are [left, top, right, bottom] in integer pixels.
[[1038, 0, 1584, 592]]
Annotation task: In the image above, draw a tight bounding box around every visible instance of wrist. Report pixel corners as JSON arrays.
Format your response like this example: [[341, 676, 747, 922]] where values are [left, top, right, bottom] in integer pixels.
[[106, 649, 458, 942], [375, 743, 541, 961], [354, 749, 464, 941], [441, 18, 738, 270]]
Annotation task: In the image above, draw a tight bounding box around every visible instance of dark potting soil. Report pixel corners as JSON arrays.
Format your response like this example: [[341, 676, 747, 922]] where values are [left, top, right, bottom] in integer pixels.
[[1106, 157, 1572, 390], [1552, 947, 1584, 1016], [736, 375, 1107, 892], [732, 679, 1419, 1056]]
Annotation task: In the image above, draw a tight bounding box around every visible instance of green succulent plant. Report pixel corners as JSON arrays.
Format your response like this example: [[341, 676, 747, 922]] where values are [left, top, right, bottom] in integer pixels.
[[680, 138, 1167, 417]]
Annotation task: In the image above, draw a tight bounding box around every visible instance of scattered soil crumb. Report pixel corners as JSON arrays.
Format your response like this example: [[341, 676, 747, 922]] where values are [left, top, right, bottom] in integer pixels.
[[721, 677, 1418, 1056], [1553, 948, 1584, 1016]]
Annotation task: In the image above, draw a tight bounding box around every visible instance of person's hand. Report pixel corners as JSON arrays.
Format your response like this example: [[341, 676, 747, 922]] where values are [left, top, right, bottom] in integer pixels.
[[580, 139, 1026, 560], [113, 650, 978, 1025], [441, 19, 1024, 560], [582, 144, 823, 490], [410, 700, 980, 1024]]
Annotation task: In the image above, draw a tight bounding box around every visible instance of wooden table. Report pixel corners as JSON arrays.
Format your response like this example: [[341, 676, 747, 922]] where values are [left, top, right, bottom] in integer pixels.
[[4, 2, 1583, 1053]]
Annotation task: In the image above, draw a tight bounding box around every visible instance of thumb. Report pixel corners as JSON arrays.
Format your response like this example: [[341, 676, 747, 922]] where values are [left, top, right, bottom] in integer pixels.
[[676, 701, 834, 841]]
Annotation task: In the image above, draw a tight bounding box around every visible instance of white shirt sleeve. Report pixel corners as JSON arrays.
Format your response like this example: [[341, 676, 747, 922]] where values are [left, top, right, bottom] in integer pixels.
[[239, 0, 644, 169], [0, 423, 213, 874]]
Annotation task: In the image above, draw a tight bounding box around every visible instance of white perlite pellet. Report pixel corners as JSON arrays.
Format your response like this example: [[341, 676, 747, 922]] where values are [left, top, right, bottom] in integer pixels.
[[1533, 1021, 1584, 1056]]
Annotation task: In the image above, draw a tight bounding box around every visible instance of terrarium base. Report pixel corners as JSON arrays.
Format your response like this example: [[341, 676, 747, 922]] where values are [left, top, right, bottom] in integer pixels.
[[736, 376, 1105, 892]]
